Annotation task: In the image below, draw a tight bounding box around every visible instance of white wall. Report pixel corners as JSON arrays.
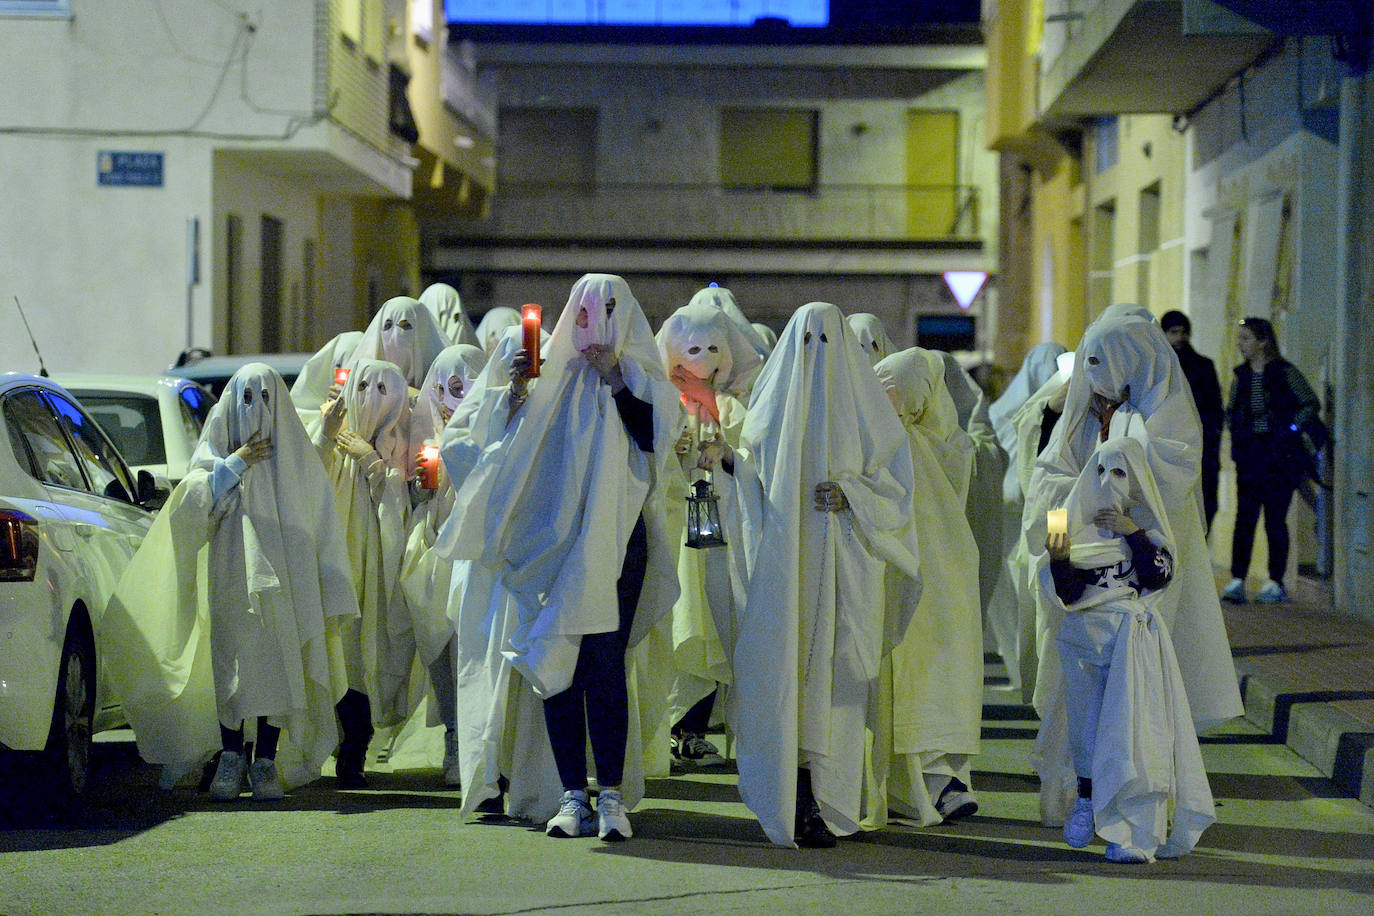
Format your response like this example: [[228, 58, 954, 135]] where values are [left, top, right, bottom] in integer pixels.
[[0, 136, 214, 375], [0, 1, 322, 374]]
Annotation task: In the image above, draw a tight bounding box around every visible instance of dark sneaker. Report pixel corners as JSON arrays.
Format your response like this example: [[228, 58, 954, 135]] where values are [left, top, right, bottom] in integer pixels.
[[935, 780, 979, 821], [672, 732, 725, 766]]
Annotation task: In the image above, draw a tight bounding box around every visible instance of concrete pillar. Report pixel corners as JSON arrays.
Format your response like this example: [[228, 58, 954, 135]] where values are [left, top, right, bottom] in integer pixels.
[[1333, 10, 1374, 623]]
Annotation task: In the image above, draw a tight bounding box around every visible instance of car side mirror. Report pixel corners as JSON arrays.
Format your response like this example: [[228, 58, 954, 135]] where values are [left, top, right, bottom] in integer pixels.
[[136, 469, 172, 510]]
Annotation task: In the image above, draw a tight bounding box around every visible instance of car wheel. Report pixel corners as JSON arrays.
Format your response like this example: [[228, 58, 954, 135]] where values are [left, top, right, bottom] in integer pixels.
[[42, 623, 96, 806]]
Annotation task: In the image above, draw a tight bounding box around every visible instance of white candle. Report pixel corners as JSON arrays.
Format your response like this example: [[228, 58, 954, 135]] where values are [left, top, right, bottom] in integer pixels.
[[1047, 508, 1068, 536]]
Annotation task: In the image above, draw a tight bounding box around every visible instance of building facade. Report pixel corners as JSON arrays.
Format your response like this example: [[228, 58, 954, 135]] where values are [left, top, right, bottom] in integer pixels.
[[425, 24, 1001, 358], [0, 0, 494, 375], [983, 0, 1374, 621]]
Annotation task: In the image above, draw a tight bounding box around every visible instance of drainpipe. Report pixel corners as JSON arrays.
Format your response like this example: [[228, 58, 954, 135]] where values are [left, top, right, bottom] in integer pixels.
[[1333, 5, 1374, 623]]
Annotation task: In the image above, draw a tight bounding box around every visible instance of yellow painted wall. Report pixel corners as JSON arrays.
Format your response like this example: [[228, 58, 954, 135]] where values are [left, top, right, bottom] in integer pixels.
[[329, 0, 394, 153], [1084, 115, 1187, 320], [984, 0, 1043, 150], [1033, 153, 1087, 350]]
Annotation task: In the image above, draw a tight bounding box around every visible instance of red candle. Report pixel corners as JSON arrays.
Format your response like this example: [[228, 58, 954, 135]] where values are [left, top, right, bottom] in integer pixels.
[[420, 444, 441, 490], [521, 303, 541, 378], [334, 366, 350, 387]]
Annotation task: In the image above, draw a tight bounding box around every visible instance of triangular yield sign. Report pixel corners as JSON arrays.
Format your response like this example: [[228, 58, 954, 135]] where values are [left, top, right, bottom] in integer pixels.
[[943, 270, 988, 310]]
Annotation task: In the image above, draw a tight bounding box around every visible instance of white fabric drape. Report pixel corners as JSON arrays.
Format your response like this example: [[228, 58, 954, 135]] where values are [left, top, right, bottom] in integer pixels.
[[400, 345, 488, 666], [724, 301, 921, 847], [866, 347, 981, 827], [474, 306, 522, 354], [315, 358, 416, 727], [846, 313, 896, 365], [1032, 437, 1214, 858], [419, 282, 480, 348], [291, 331, 363, 431], [349, 296, 452, 391], [1023, 312, 1242, 754], [441, 273, 684, 698], [101, 364, 357, 788]]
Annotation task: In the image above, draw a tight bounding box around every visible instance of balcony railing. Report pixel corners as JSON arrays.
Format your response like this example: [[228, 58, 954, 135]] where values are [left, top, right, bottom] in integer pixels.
[[442, 182, 982, 243]]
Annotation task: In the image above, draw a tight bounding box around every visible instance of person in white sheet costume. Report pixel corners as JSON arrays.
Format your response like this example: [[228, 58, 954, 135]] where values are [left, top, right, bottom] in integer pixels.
[[291, 330, 364, 431], [1041, 437, 1214, 863], [314, 357, 416, 787], [996, 349, 1075, 702], [846, 313, 896, 365], [348, 296, 452, 393], [938, 353, 1010, 624], [983, 342, 1067, 693], [399, 343, 487, 786], [705, 301, 922, 848], [437, 327, 563, 821], [474, 306, 522, 353], [655, 287, 765, 765], [443, 273, 682, 841], [1023, 312, 1242, 827], [866, 347, 982, 826], [101, 364, 357, 799], [418, 282, 480, 347], [751, 322, 778, 354]]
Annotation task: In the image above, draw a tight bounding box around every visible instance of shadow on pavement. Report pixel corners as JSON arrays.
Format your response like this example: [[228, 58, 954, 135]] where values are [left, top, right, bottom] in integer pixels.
[[593, 809, 1374, 893]]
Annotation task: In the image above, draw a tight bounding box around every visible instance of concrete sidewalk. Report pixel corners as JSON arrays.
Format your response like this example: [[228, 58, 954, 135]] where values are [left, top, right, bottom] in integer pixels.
[[1221, 573, 1374, 808]]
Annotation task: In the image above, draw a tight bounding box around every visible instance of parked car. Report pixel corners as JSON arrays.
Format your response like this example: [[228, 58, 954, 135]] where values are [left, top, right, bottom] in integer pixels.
[[163, 351, 312, 398], [52, 374, 215, 485], [0, 373, 166, 808]]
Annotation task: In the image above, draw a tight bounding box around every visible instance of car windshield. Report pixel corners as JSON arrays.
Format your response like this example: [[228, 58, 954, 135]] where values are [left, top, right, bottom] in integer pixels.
[[75, 393, 166, 466]]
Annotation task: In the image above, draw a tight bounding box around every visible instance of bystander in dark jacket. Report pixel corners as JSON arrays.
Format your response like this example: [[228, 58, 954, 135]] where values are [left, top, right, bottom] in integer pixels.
[[1160, 311, 1224, 533]]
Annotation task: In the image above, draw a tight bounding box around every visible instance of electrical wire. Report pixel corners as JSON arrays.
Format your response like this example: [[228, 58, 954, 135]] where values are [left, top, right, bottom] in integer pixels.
[[4, 4, 329, 141]]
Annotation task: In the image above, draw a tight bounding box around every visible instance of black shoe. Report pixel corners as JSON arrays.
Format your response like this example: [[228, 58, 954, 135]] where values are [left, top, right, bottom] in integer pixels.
[[335, 747, 369, 789], [475, 774, 508, 814], [795, 798, 837, 849]]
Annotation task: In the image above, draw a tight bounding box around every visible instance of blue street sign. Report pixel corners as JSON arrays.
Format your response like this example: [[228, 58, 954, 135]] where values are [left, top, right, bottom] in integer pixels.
[[97, 151, 164, 187]]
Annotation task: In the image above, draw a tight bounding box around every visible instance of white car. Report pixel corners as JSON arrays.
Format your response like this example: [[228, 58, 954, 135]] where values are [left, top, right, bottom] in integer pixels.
[[54, 374, 216, 485], [0, 373, 164, 807]]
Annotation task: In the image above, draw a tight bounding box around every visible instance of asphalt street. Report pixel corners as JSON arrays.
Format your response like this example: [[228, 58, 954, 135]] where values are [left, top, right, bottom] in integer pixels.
[[1, 693, 1372, 915]]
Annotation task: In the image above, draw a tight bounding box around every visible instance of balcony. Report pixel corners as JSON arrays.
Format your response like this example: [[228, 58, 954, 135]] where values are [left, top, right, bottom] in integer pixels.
[[435, 181, 983, 246], [1038, 0, 1275, 118]]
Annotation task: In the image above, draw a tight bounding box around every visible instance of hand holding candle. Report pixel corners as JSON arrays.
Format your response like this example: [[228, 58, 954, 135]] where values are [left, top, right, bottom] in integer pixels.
[[1047, 508, 1068, 536], [521, 304, 541, 378], [419, 443, 441, 490], [1046, 508, 1070, 561]]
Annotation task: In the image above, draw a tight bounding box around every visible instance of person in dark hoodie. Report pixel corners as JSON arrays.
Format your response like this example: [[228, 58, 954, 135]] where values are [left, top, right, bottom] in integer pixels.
[[1160, 311, 1223, 534]]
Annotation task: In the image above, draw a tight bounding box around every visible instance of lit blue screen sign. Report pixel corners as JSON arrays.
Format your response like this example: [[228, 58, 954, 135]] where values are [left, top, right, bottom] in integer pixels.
[[444, 1, 829, 27]]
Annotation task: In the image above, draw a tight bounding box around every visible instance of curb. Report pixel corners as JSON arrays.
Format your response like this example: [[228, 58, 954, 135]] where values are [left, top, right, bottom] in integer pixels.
[[1235, 658, 1374, 808]]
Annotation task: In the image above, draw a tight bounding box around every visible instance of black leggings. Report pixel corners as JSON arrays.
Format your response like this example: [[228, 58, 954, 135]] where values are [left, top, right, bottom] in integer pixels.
[[1231, 476, 1296, 583], [543, 516, 647, 791]]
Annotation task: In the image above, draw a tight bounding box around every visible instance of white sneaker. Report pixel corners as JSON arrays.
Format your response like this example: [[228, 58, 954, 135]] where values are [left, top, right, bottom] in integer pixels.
[[545, 789, 594, 838], [1105, 842, 1151, 864], [442, 730, 461, 788], [249, 758, 285, 801], [596, 788, 632, 841], [1063, 797, 1095, 848], [1255, 579, 1289, 603], [208, 750, 247, 801], [1220, 578, 1246, 603]]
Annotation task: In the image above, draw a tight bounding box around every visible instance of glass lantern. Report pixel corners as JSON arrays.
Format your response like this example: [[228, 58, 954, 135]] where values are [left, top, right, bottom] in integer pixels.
[[685, 476, 727, 549]]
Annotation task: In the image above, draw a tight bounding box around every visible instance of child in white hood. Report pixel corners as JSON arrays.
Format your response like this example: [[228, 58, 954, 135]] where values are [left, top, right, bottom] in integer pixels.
[[1042, 437, 1214, 863]]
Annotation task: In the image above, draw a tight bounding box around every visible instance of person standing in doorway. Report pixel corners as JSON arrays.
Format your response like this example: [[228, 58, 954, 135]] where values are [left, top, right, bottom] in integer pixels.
[[1160, 311, 1224, 534], [1222, 317, 1325, 604]]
